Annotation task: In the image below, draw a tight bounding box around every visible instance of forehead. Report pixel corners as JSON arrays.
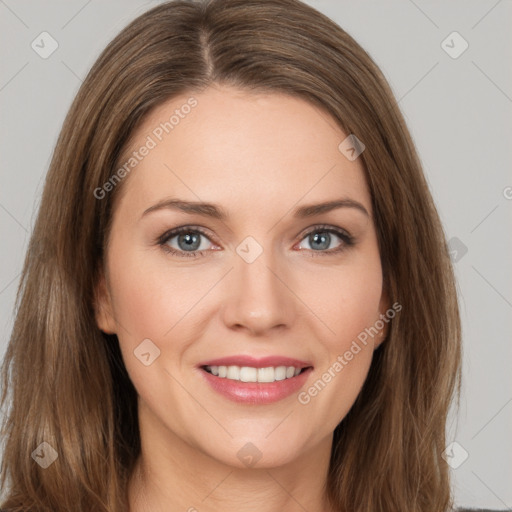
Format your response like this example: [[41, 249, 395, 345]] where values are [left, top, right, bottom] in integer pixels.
[[114, 84, 371, 219]]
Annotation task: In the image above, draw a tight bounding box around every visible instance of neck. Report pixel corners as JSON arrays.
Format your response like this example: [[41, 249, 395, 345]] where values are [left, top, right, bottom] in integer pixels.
[[128, 402, 336, 512]]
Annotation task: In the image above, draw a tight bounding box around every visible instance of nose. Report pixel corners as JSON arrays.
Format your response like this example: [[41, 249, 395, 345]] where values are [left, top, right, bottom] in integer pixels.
[[221, 247, 296, 337]]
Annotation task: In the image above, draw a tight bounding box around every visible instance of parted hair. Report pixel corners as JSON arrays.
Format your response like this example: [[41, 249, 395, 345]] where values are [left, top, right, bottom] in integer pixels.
[[0, 0, 462, 511]]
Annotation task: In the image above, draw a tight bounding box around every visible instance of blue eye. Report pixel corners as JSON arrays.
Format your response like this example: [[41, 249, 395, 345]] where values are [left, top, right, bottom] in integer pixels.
[[157, 224, 355, 258], [158, 226, 214, 258], [297, 226, 354, 255]]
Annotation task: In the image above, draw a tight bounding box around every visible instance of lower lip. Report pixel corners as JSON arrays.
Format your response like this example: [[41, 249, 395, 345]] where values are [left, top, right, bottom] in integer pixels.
[[200, 367, 313, 404]]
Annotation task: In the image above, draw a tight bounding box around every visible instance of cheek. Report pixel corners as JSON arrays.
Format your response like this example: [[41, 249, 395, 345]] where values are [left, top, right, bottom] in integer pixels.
[[294, 260, 382, 430], [105, 245, 205, 418], [106, 242, 211, 341], [300, 256, 384, 349]]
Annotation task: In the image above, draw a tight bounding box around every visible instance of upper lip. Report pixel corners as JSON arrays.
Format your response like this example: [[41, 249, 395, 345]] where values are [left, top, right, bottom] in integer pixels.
[[199, 355, 313, 369]]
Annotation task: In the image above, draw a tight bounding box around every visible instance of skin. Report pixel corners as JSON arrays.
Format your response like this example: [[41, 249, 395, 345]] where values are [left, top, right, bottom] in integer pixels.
[[95, 84, 389, 512]]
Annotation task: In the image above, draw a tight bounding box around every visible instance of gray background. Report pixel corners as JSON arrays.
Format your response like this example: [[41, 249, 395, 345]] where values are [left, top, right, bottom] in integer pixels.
[[0, 0, 511, 509]]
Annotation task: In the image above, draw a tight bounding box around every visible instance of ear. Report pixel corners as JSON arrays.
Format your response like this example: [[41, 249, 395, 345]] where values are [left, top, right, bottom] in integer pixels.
[[374, 288, 391, 350], [94, 268, 117, 334]]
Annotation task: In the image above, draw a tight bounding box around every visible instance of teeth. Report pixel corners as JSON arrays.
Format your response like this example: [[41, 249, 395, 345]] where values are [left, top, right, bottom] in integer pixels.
[[274, 366, 286, 381], [226, 366, 240, 380], [205, 365, 304, 383], [258, 367, 274, 383], [239, 366, 257, 382]]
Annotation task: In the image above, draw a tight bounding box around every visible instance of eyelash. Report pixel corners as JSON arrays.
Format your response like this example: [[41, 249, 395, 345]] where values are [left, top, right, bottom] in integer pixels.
[[156, 224, 355, 259]]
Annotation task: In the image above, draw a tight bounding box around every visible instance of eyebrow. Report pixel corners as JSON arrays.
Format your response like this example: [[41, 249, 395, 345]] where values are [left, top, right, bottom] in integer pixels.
[[141, 197, 369, 220]]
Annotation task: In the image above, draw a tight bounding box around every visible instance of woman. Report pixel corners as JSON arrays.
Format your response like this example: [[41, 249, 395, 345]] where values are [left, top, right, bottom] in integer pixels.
[[0, 0, 499, 511]]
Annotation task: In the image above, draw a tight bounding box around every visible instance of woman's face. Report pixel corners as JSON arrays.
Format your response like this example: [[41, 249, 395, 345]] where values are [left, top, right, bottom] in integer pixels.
[[95, 84, 389, 469]]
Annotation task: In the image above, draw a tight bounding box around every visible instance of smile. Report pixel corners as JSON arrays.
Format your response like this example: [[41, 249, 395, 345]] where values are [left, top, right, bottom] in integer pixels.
[[203, 365, 305, 382], [198, 356, 313, 404]]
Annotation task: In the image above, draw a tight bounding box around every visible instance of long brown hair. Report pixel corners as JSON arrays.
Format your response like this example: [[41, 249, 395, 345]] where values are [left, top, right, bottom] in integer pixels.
[[0, 0, 462, 510]]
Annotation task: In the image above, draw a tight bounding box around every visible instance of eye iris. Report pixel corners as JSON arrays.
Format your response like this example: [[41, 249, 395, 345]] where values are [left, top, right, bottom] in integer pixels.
[[310, 231, 331, 250], [178, 232, 201, 251]]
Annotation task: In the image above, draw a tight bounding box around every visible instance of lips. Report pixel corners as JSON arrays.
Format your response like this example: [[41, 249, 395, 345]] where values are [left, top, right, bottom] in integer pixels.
[[198, 355, 312, 369], [197, 355, 313, 404]]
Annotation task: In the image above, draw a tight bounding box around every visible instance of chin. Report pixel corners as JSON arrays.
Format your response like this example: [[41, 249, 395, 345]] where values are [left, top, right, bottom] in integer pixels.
[[201, 433, 311, 470]]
